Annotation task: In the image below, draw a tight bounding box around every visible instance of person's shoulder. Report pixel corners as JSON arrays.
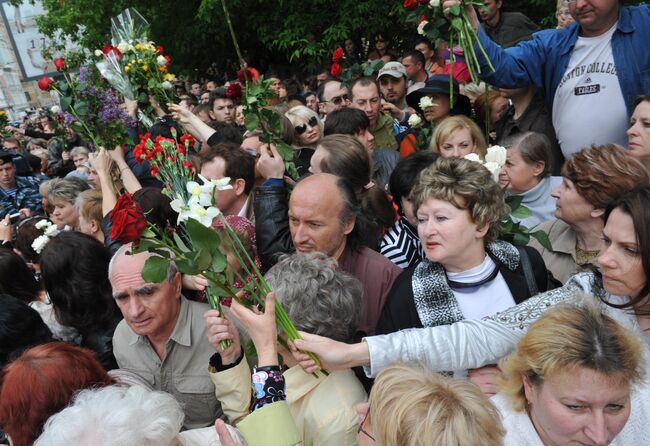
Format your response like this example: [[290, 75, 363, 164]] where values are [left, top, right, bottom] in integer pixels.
[[358, 246, 401, 272], [112, 318, 135, 346], [16, 175, 41, 187]]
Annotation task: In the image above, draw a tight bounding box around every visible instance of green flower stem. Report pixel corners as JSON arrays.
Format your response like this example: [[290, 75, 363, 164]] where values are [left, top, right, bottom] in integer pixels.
[[219, 0, 246, 70], [216, 215, 326, 375]]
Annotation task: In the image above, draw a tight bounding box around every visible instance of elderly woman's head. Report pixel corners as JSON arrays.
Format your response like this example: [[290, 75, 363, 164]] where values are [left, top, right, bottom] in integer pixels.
[[265, 252, 361, 342], [0, 342, 115, 446], [34, 386, 188, 446], [499, 302, 644, 445], [553, 145, 648, 227], [358, 363, 505, 446], [431, 115, 487, 159], [499, 132, 554, 194], [285, 105, 323, 148], [627, 95, 650, 161], [410, 157, 507, 271], [47, 177, 89, 229]]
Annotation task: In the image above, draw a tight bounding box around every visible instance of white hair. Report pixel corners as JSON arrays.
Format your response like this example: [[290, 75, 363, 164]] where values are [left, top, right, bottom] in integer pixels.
[[34, 385, 184, 446]]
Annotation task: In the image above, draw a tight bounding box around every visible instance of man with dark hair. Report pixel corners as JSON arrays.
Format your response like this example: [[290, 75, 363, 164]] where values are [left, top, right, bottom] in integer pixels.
[[0, 150, 42, 218], [317, 80, 350, 118], [208, 88, 235, 124], [478, 0, 538, 48], [254, 171, 400, 335], [199, 144, 255, 219], [376, 62, 409, 122], [401, 50, 430, 94], [350, 77, 397, 150], [414, 37, 445, 74], [324, 108, 399, 190]]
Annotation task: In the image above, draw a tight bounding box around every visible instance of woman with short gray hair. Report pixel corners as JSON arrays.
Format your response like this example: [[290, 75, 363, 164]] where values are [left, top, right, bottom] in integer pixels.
[[205, 252, 367, 446]]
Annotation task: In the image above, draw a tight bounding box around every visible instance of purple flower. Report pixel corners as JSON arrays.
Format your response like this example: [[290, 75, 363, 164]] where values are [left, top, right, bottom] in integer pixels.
[[77, 66, 89, 84], [62, 112, 76, 125]]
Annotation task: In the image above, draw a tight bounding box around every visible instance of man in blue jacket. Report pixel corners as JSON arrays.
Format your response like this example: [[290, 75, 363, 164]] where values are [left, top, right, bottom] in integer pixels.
[[444, 0, 650, 158]]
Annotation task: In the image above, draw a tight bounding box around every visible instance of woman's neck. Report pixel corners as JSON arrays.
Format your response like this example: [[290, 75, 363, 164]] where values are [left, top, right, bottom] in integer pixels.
[[573, 219, 605, 251], [442, 246, 487, 273], [511, 89, 535, 120]]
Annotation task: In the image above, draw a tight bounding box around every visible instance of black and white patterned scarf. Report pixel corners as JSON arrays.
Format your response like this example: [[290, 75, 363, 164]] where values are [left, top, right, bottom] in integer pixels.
[[412, 240, 521, 327]]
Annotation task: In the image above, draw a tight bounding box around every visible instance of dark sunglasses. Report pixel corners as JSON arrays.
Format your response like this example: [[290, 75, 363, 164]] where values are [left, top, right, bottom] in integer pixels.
[[325, 94, 349, 105], [295, 116, 319, 135]]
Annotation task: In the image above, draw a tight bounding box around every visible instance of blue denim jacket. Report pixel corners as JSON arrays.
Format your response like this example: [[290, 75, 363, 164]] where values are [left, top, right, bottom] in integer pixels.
[[476, 5, 650, 116]]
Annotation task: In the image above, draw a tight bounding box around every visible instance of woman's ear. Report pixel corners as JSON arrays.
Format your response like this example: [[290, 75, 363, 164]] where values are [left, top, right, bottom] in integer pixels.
[[532, 161, 545, 177], [591, 208, 605, 219]]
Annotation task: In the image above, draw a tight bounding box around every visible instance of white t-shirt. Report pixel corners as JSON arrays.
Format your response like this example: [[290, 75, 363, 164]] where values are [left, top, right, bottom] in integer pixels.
[[552, 24, 628, 158], [447, 255, 515, 320]]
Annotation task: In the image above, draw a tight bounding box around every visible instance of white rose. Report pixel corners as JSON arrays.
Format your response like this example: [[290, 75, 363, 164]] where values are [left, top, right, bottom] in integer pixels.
[[419, 96, 435, 109], [157, 55, 167, 66], [483, 161, 502, 183], [417, 20, 429, 36], [485, 145, 508, 166], [32, 235, 50, 254], [162, 81, 173, 90], [463, 153, 481, 163], [429, 0, 441, 8], [408, 114, 422, 128], [94, 49, 103, 57], [50, 105, 61, 115], [44, 224, 59, 237], [35, 220, 49, 230], [117, 41, 130, 53]]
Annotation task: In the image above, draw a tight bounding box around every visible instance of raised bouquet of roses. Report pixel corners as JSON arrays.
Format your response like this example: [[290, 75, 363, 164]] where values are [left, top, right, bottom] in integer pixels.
[[95, 8, 176, 128], [37, 60, 136, 150], [403, 0, 494, 103], [464, 146, 552, 250], [114, 128, 326, 375]]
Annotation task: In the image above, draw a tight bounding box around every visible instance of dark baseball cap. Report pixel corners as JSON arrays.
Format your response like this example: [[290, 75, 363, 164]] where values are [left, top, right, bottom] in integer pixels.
[[0, 150, 14, 163]]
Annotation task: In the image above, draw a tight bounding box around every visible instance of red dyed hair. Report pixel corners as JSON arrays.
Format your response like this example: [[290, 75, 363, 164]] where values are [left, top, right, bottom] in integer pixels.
[[0, 342, 115, 446]]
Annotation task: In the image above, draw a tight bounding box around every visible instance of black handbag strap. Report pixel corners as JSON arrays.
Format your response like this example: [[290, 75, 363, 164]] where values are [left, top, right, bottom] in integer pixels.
[[516, 245, 539, 297]]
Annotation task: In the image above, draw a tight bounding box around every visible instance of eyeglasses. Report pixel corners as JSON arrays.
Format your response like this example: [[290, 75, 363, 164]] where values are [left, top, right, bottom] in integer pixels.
[[358, 408, 375, 441], [294, 116, 319, 135], [324, 94, 349, 105]]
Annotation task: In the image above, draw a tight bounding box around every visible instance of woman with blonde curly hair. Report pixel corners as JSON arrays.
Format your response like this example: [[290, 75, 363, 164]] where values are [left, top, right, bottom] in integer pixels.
[[377, 157, 553, 343], [495, 302, 645, 445], [357, 363, 505, 446], [430, 115, 487, 159], [528, 144, 649, 283]]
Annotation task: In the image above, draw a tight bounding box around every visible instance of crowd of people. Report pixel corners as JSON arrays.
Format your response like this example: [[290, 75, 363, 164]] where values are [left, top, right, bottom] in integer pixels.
[[1, 0, 650, 444]]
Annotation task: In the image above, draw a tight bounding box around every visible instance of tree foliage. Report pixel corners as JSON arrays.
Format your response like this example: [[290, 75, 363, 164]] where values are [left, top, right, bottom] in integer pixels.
[[32, 0, 640, 77]]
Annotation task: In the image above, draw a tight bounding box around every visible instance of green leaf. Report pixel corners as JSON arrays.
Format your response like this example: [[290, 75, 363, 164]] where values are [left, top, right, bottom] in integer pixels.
[[193, 248, 212, 271], [451, 18, 463, 31], [511, 206, 532, 219], [173, 232, 191, 253], [141, 256, 169, 283], [211, 251, 227, 273], [59, 96, 72, 112], [506, 194, 524, 210], [512, 232, 530, 246], [449, 4, 461, 16], [176, 257, 199, 275], [530, 230, 553, 251], [184, 217, 221, 254], [74, 101, 88, 118], [244, 113, 259, 131]]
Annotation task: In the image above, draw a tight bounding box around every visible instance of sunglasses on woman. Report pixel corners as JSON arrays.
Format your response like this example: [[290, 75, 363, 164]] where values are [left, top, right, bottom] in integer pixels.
[[295, 116, 319, 135]]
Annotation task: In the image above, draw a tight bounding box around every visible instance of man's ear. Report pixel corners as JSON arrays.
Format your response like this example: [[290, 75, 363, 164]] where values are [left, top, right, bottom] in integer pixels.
[[342, 215, 355, 236], [91, 219, 101, 234], [233, 178, 246, 196], [208, 110, 216, 121]]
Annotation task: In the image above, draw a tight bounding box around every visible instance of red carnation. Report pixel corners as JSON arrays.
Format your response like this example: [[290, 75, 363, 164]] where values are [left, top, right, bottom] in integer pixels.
[[418, 15, 427, 25], [102, 44, 122, 60], [332, 47, 344, 62], [182, 161, 194, 170], [237, 67, 260, 83], [109, 193, 147, 244], [156, 45, 164, 55], [164, 55, 171, 66], [403, 0, 418, 10], [330, 63, 342, 78], [180, 134, 196, 149], [53, 57, 66, 71], [37, 76, 55, 91], [226, 82, 242, 101]]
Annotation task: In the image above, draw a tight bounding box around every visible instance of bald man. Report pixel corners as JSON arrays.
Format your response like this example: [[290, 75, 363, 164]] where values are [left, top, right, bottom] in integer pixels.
[[256, 172, 400, 335]]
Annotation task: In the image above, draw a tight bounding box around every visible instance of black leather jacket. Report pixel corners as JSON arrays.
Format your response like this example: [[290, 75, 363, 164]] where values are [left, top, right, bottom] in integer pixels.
[[254, 185, 295, 270]]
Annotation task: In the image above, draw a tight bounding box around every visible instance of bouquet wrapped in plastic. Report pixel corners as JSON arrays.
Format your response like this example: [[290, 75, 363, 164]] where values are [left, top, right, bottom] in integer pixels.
[[95, 8, 176, 128]]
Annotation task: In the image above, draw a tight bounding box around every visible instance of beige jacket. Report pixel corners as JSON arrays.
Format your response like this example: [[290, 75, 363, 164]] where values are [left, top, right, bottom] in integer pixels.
[[211, 356, 366, 446], [528, 219, 586, 284]]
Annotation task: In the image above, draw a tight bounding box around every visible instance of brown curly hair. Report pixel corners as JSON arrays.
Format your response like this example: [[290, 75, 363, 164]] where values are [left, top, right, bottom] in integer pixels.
[[410, 157, 508, 242], [562, 144, 649, 210]]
